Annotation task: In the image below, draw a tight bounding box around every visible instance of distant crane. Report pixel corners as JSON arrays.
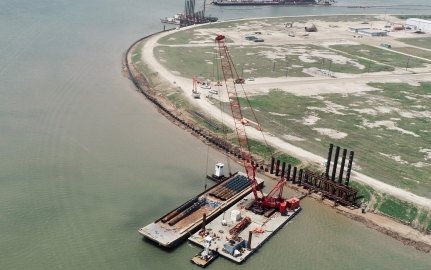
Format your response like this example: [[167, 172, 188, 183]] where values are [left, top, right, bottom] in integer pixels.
[[214, 35, 294, 213], [192, 75, 201, 98]]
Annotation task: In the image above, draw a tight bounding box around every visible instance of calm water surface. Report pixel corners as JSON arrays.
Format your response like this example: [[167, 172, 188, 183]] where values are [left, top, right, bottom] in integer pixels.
[[1, 0, 431, 269]]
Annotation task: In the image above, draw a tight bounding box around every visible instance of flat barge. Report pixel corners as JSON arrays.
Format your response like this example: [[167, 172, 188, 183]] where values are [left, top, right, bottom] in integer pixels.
[[188, 193, 301, 264], [139, 172, 263, 248]]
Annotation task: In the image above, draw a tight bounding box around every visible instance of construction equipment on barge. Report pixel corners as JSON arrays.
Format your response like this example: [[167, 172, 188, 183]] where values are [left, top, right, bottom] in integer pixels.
[[139, 171, 263, 248], [161, 0, 218, 27], [212, 0, 327, 6]]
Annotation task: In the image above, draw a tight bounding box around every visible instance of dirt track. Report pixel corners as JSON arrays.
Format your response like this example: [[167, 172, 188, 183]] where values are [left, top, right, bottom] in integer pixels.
[[141, 27, 431, 209]]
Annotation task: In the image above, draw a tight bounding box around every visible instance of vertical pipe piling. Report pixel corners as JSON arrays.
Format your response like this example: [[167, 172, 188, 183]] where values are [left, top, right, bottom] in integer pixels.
[[326, 144, 334, 179], [338, 149, 347, 184], [345, 151, 354, 187], [270, 157, 275, 174], [331, 146, 340, 181], [298, 169, 303, 185], [292, 167, 297, 184], [275, 159, 280, 176], [281, 162, 286, 178], [247, 230, 252, 249], [202, 213, 206, 231], [287, 164, 292, 181]]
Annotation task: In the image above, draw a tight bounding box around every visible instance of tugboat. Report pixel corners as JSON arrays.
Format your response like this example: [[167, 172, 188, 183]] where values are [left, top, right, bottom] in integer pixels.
[[191, 236, 219, 267]]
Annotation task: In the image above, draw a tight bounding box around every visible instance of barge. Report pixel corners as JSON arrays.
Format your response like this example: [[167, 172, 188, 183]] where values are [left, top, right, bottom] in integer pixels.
[[139, 171, 264, 248], [188, 193, 301, 264]]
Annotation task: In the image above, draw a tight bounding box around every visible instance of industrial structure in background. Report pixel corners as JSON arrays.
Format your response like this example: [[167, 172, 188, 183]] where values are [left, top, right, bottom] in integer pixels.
[[161, 0, 218, 27]]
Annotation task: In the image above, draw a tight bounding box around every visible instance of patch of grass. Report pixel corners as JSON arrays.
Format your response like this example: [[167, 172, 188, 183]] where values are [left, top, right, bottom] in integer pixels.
[[276, 153, 300, 165], [378, 196, 418, 223], [397, 37, 431, 50], [418, 210, 428, 224], [392, 47, 431, 60], [330, 44, 430, 68], [350, 181, 374, 203], [154, 43, 390, 79], [231, 83, 431, 196], [131, 45, 142, 64], [243, 139, 300, 166]]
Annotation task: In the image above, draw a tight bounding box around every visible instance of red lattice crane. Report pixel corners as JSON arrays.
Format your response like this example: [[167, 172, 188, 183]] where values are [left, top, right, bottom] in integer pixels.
[[215, 34, 290, 213]]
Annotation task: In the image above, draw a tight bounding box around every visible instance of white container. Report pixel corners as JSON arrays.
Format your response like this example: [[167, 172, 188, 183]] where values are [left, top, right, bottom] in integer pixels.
[[230, 210, 241, 222]]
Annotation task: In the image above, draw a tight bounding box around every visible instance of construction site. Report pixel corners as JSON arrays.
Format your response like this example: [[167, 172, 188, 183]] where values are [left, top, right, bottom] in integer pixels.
[[128, 14, 431, 266]]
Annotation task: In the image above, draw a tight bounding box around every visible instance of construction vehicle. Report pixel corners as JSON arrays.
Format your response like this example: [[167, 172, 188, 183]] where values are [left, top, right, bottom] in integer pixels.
[[192, 76, 201, 99], [214, 34, 298, 214]]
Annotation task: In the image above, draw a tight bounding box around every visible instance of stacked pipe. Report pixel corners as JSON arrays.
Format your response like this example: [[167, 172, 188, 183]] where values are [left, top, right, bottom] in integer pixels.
[[168, 199, 206, 226], [229, 216, 251, 236], [161, 197, 198, 223], [209, 175, 250, 200]]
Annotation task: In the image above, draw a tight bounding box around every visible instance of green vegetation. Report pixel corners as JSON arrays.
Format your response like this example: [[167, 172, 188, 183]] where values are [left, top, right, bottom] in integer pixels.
[[378, 195, 418, 223], [330, 44, 430, 68], [154, 43, 389, 79], [232, 83, 431, 196], [418, 210, 428, 224], [397, 37, 431, 50], [237, 139, 300, 166], [350, 181, 375, 202], [392, 47, 431, 60]]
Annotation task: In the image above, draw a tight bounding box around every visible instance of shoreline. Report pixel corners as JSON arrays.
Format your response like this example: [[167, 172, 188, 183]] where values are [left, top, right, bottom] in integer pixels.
[[123, 27, 431, 253]]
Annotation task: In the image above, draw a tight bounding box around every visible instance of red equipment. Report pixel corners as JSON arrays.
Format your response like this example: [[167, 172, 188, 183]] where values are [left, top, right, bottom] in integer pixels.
[[214, 34, 292, 213]]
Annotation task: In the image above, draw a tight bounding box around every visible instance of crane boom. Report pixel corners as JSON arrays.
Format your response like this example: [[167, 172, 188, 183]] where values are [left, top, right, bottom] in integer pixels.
[[215, 34, 296, 213], [215, 35, 260, 201]]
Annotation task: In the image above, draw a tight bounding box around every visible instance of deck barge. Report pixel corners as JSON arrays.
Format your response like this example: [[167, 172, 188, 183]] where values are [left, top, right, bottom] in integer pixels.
[[139, 172, 264, 248], [188, 193, 301, 264]]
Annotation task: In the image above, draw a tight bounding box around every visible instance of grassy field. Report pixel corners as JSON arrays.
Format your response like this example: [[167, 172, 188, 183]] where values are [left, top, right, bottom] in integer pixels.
[[231, 82, 431, 197], [154, 44, 394, 79], [392, 46, 431, 60], [350, 181, 430, 230], [330, 44, 430, 69], [397, 37, 431, 51]]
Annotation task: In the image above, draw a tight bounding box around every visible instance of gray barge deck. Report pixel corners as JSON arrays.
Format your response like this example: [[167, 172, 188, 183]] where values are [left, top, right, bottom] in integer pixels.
[[188, 193, 301, 263], [139, 172, 264, 248]]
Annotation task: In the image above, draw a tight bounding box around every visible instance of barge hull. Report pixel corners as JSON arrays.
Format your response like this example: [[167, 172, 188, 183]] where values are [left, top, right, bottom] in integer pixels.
[[139, 172, 263, 248]]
